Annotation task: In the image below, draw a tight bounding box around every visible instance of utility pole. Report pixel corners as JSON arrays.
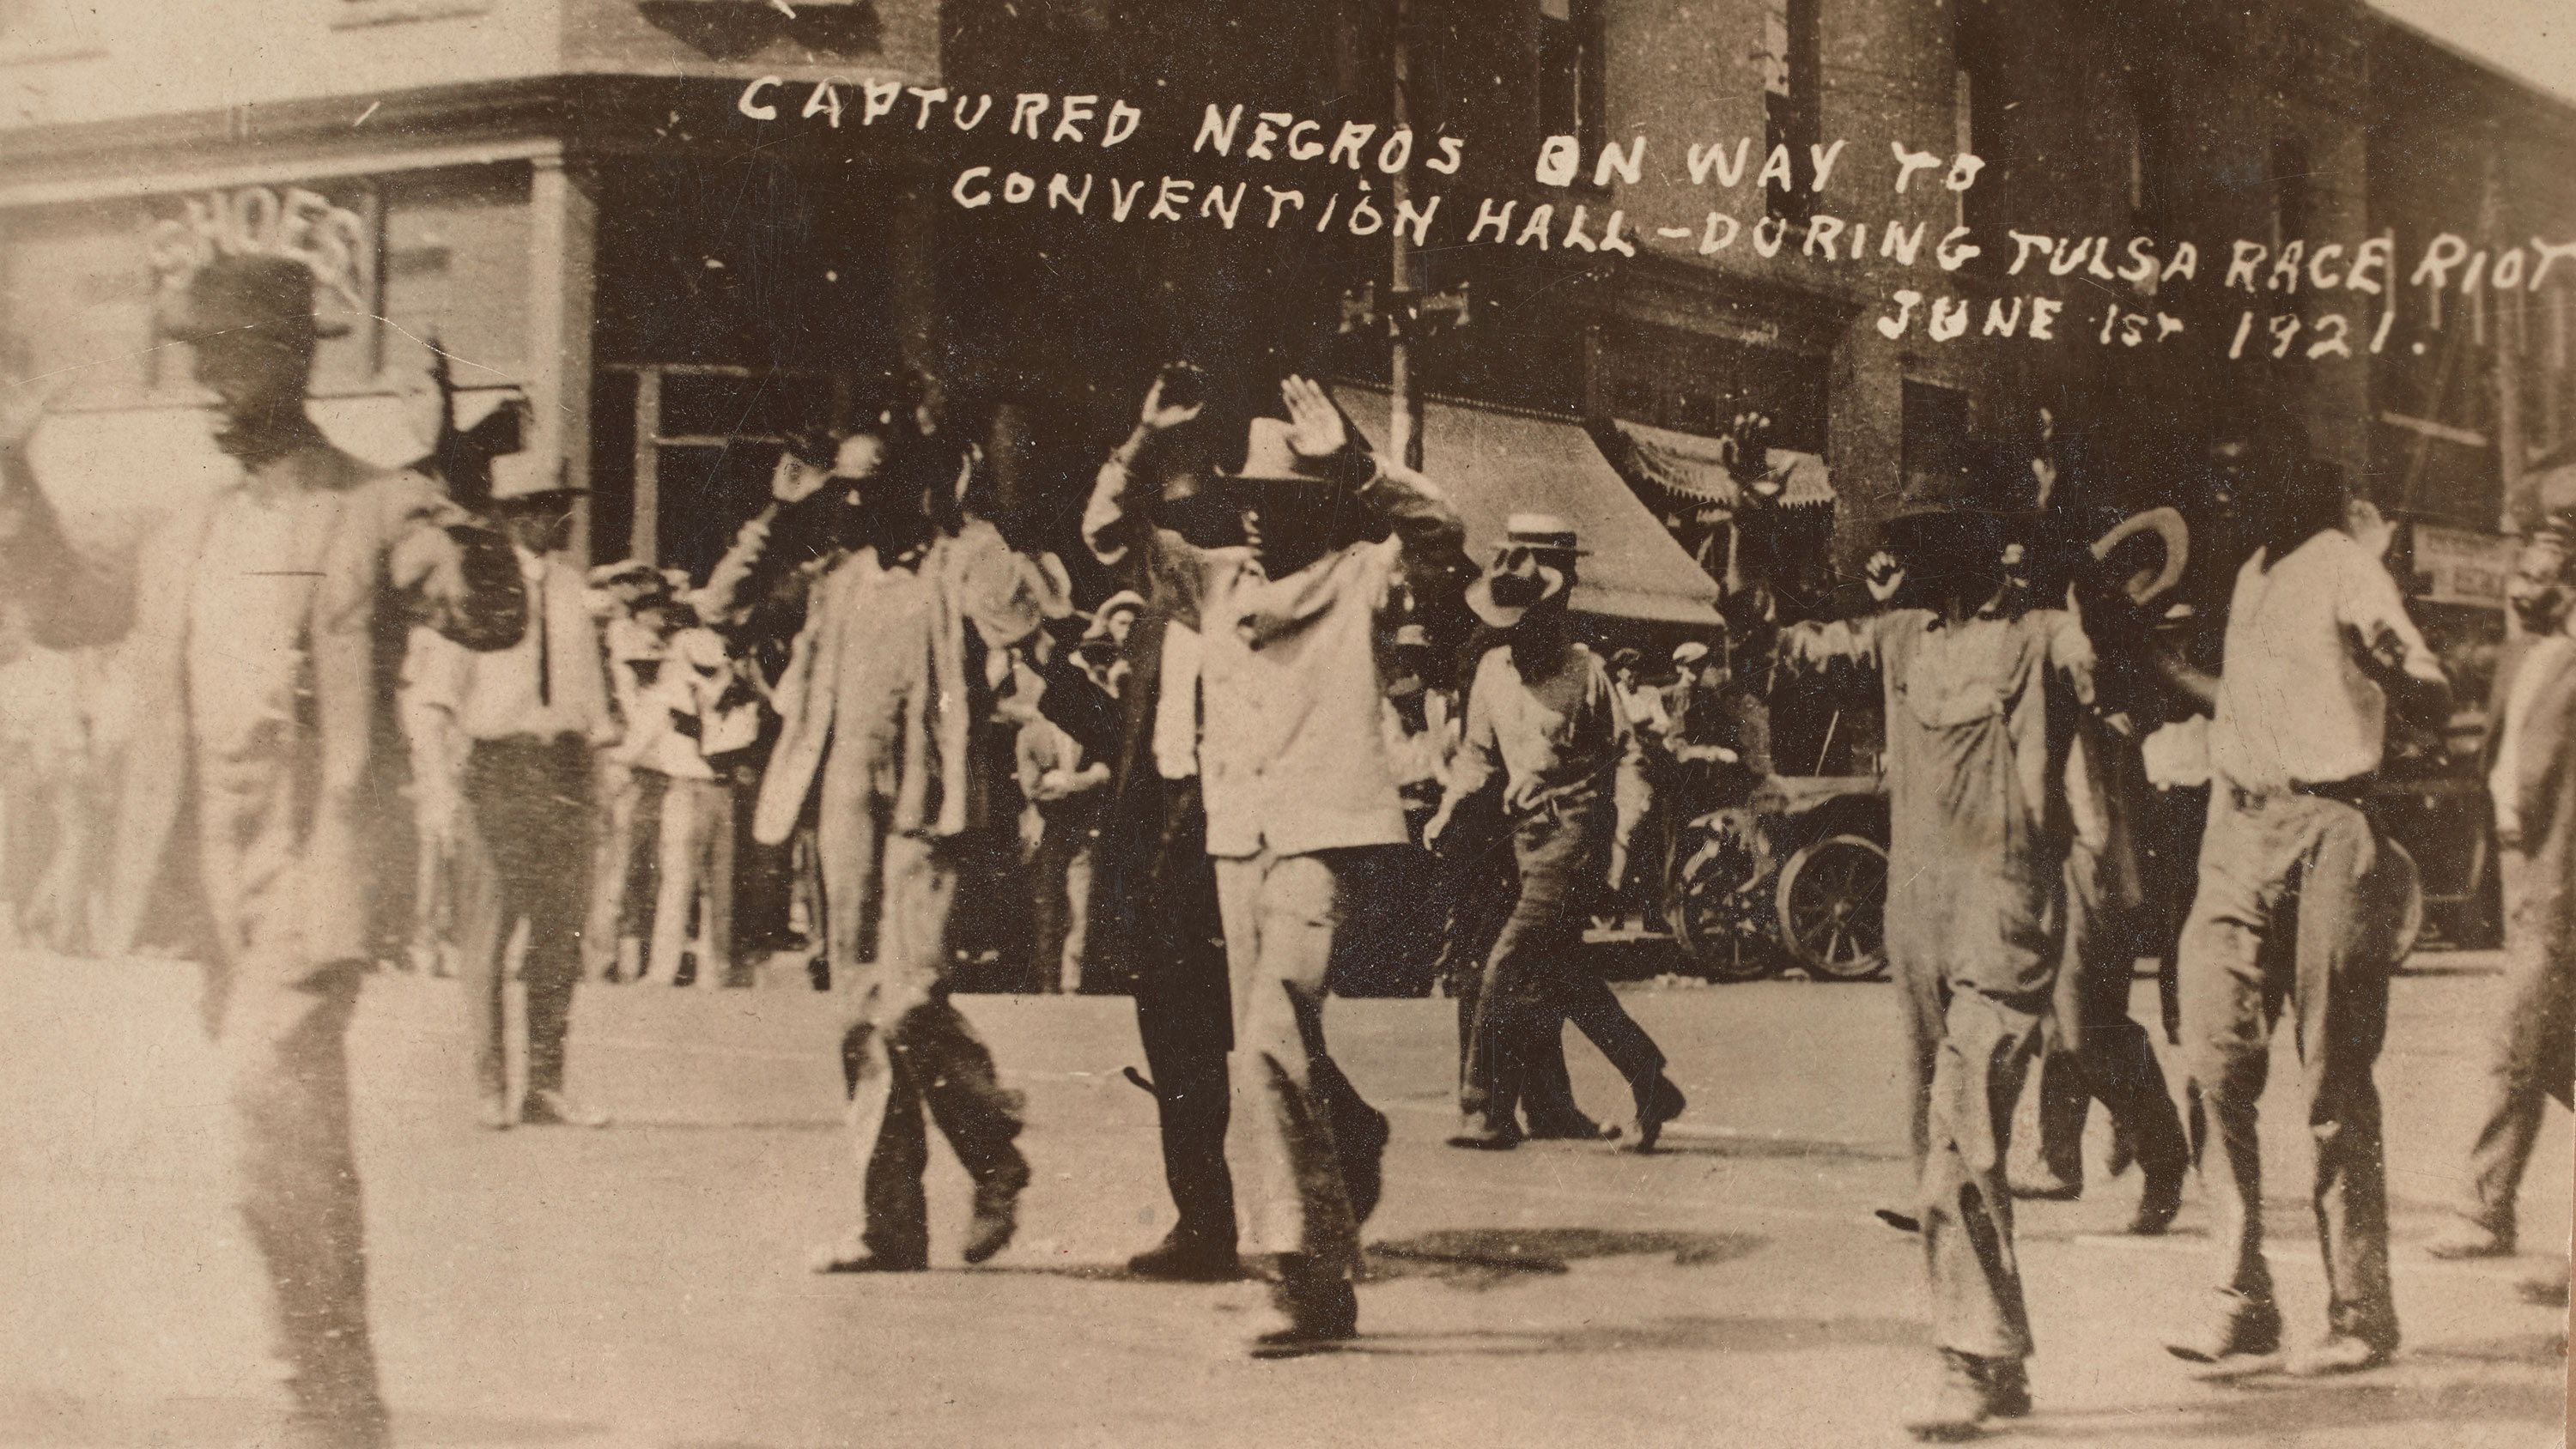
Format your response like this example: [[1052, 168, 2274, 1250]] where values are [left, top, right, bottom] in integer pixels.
[[1388, 0, 1424, 471]]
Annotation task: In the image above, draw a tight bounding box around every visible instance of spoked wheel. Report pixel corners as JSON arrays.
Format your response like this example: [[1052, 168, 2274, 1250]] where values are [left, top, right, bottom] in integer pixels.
[[1776, 834, 1889, 981], [1670, 817, 1779, 983]]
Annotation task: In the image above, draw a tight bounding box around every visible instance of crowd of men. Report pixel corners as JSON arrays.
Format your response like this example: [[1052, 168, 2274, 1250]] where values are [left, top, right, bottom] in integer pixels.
[[0, 252, 2570, 1446]]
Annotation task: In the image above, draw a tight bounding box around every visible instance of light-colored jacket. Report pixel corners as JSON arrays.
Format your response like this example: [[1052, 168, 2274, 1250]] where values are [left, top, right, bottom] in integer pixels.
[[103, 440, 504, 961], [751, 518, 1065, 846], [1083, 449, 1468, 859]]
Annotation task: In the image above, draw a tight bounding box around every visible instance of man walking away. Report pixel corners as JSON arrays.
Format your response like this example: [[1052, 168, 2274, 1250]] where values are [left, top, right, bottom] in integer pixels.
[[2163, 458, 2447, 1378], [2427, 517, 2576, 1265]]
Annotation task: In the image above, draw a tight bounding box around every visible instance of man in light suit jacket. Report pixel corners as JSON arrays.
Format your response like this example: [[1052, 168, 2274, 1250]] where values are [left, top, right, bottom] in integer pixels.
[[2429, 518, 2576, 1264], [735, 424, 1069, 1274], [9, 256, 522, 1449]]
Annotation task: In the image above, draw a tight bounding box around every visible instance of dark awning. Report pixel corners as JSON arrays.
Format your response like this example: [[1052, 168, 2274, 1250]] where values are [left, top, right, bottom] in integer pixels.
[[1612, 418, 1835, 511], [1337, 387, 1721, 626]]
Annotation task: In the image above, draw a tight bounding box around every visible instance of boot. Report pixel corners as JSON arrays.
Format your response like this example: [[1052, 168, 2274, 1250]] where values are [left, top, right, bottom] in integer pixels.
[[1904, 1349, 2012, 1441], [2163, 1288, 2281, 1364], [1252, 1254, 1358, 1358]]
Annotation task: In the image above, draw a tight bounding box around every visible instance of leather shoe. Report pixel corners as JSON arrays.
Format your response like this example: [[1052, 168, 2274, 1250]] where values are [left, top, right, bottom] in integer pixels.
[[1625, 1075, 1686, 1153], [1127, 1232, 1242, 1282], [2285, 1329, 2395, 1377], [962, 1179, 1020, 1264], [1525, 1112, 1621, 1143], [475, 1094, 514, 1131], [521, 1089, 611, 1127], [1875, 1207, 1923, 1234], [2008, 1178, 2082, 1202], [2424, 1219, 2514, 1260], [808, 1239, 927, 1274], [1976, 1355, 2031, 1419], [2163, 1288, 2281, 1364], [1445, 1119, 1523, 1151], [1254, 1264, 1358, 1359]]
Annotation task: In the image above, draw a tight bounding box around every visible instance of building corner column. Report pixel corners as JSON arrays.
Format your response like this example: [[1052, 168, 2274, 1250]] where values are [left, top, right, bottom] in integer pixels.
[[529, 153, 599, 567]]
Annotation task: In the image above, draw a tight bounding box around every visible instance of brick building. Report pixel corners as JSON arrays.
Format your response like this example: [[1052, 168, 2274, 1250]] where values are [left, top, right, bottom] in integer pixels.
[[3, 0, 2571, 603]]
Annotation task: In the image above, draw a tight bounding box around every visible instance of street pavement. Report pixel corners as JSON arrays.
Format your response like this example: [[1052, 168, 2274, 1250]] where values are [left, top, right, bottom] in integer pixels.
[[0, 949, 2567, 1448]]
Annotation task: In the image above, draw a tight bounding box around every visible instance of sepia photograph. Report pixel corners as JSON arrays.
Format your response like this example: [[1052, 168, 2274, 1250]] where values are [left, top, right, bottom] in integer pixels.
[[0, 0, 2572, 1444]]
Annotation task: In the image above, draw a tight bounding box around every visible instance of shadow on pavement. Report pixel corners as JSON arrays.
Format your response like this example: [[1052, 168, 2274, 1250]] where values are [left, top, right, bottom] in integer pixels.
[[1364, 1227, 1767, 1288], [1641, 1134, 1901, 1161], [2047, 1374, 2563, 1441], [1342, 1313, 1923, 1357]]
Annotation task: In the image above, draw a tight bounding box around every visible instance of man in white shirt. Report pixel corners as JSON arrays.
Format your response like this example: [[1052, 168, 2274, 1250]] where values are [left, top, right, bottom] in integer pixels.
[[411, 483, 621, 1129], [2165, 459, 2448, 1377]]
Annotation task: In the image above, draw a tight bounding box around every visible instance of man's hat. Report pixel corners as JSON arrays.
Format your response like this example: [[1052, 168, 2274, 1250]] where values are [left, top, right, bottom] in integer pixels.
[[2088, 507, 2190, 609], [1673, 641, 1710, 666], [1084, 589, 1146, 638], [156, 254, 351, 347], [1230, 416, 1344, 484], [1499, 512, 1589, 556], [1392, 622, 1431, 650]]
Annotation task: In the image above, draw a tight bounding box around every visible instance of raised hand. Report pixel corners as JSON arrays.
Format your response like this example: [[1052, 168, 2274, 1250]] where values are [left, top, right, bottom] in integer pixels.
[[1280, 374, 1347, 462], [1864, 549, 1906, 604], [1139, 373, 1205, 435]]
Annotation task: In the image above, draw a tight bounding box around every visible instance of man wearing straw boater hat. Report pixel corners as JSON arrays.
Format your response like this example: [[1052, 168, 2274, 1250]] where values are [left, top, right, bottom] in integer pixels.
[[1087, 373, 1469, 1354], [82, 252, 524, 1447], [1429, 514, 1687, 1154]]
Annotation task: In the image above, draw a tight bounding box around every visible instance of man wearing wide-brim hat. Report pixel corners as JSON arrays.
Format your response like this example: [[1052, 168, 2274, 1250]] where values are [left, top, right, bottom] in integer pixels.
[[1775, 448, 2101, 1438], [73, 252, 526, 1447], [1087, 372, 1470, 1354], [1431, 516, 1687, 1153], [409, 468, 623, 1130]]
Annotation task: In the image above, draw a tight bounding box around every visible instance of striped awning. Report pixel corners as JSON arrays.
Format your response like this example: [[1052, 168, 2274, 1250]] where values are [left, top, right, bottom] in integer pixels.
[[1613, 418, 1835, 511], [1337, 389, 1721, 626]]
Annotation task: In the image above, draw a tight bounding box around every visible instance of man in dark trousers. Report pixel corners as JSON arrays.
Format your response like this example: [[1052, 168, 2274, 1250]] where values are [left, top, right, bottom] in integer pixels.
[[7, 255, 523, 1448], [1429, 516, 1687, 1152], [409, 476, 622, 1130], [2427, 517, 2576, 1265], [1068, 404, 1242, 1281]]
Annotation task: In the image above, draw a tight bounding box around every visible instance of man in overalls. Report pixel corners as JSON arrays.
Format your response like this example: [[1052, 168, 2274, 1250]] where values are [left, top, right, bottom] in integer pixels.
[[1778, 457, 2098, 1440]]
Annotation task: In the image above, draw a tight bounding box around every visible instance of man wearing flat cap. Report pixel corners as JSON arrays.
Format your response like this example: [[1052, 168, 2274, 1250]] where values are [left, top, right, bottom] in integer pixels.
[[26, 253, 526, 1447]]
